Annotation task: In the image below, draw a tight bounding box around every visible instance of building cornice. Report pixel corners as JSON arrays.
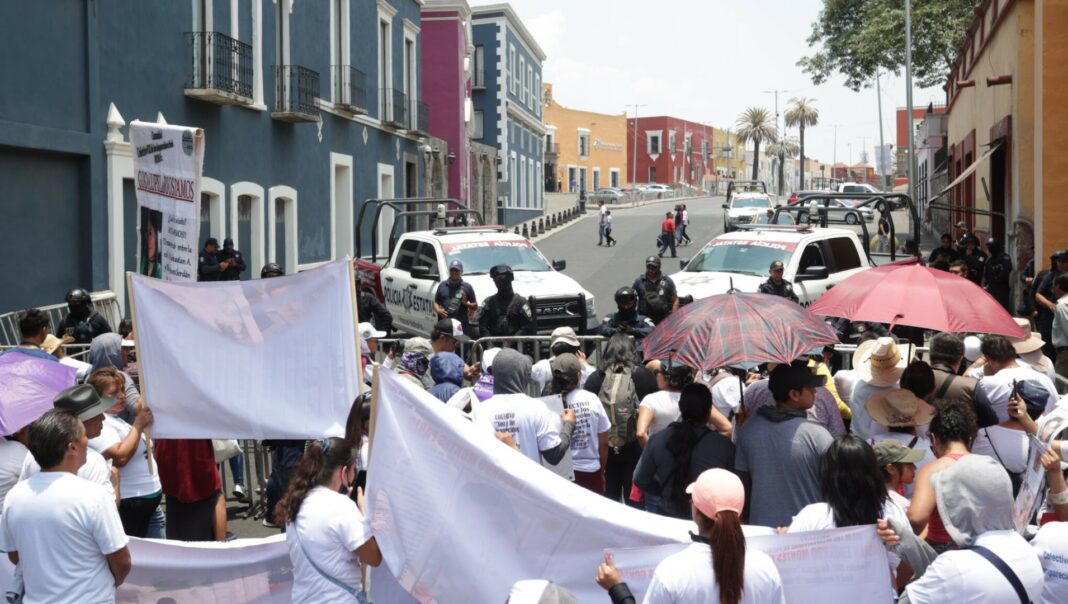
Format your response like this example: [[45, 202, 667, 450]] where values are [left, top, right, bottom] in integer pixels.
[[470, 4, 546, 61], [507, 101, 546, 135], [421, 0, 472, 20]]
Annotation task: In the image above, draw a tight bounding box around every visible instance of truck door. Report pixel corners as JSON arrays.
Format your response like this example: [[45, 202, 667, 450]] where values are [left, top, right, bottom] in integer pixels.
[[792, 241, 834, 303], [381, 239, 422, 333], [410, 242, 444, 336]]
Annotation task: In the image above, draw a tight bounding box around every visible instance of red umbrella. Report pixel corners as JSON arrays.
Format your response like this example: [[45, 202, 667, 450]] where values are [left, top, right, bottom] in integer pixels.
[[807, 260, 1026, 337], [642, 292, 840, 370]]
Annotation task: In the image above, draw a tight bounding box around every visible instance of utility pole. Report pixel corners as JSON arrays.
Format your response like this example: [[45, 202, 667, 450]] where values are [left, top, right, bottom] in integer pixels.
[[627, 103, 646, 186], [833, 124, 838, 173], [905, 0, 918, 207], [875, 70, 888, 191], [763, 89, 787, 195]]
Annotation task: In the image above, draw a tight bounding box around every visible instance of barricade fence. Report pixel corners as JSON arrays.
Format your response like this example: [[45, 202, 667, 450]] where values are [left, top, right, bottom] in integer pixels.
[[0, 291, 123, 347]]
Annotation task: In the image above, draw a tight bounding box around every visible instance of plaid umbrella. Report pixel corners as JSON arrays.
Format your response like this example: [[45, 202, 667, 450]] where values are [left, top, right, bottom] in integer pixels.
[[0, 352, 76, 436], [642, 292, 840, 370]]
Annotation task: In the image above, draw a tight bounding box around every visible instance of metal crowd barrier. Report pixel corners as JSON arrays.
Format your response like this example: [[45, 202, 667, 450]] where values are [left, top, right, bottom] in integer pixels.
[[0, 291, 123, 347]]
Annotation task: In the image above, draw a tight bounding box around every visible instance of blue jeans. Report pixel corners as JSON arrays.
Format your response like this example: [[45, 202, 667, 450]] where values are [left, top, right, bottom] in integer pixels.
[[598, 223, 606, 245], [229, 454, 245, 487], [146, 505, 166, 539]]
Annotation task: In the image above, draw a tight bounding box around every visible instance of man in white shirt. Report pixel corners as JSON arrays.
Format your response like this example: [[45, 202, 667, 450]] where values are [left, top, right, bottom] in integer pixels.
[[975, 335, 1059, 421], [1, 409, 131, 604]]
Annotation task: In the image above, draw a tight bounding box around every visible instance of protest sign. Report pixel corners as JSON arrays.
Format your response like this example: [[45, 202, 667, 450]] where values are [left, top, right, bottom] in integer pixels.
[[129, 120, 204, 282], [129, 258, 360, 439], [1013, 406, 1068, 532]]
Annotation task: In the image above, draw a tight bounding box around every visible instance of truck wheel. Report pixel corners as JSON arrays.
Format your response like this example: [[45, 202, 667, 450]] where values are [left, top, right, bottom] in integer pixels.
[[846, 213, 859, 225]]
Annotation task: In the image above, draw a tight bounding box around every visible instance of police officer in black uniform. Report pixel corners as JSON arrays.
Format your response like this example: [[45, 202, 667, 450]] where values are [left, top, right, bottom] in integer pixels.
[[55, 288, 113, 344], [757, 260, 800, 303], [356, 287, 393, 335], [217, 238, 247, 281], [260, 262, 285, 279], [960, 237, 987, 285], [477, 265, 534, 336], [631, 256, 678, 325], [598, 286, 656, 339], [983, 238, 1013, 312], [198, 238, 225, 282]]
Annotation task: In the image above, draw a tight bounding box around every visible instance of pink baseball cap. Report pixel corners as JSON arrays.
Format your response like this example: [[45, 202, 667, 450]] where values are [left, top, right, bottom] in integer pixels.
[[685, 469, 744, 518]]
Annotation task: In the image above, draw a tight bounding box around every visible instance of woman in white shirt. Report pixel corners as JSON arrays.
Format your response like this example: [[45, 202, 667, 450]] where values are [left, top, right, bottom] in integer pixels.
[[86, 368, 160, 538], [275, 436, 382, 604], [596, 468, 785, 604], [550, 353, 611, 494], [636, 361, 693, 446]]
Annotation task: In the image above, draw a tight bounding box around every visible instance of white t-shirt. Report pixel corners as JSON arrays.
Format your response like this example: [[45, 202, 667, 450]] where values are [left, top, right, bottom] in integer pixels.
[[904, 529, 1044, 604], [972, 425, 1030, 474], [286, 486, 372, 604], [0, 472, 128, 604], [20, 448, 115, 501], [0, 439, 28, 511], [976, 365, 1059, 421], [850, 380, 894, 440], [643, 542, 785, 604], [711, 377, 742, 422], [788, 500, 909, 578], [639, 391, 682, 439], [833, 369, 858, 406], [475, 393, 561, 465], [564, 389, 610, 473], [1032, 521, 1068, 604], [88, 414, 161, 498], [530, 358, 594, 396]]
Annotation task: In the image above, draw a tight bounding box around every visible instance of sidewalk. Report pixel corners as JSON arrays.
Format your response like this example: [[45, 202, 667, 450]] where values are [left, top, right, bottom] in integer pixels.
[[530, 192, 712, 243]]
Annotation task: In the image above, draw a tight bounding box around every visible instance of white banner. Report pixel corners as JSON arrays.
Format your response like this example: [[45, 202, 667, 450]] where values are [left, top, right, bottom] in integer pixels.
[[365, 370, 892, 603], [1014, 405, 1068, 532], [130, 120, 204, 282], [129, 258, 360, 439]]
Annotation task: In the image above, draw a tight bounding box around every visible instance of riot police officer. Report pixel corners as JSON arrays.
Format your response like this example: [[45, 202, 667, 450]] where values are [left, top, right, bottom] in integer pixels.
[[477, 265, 534, 337], [217, 238, 247, 281], [260, 262, 285, 279], [198, 238, 224, 282], [983, 238, 1013, 312], [55, 288, 113, 344], [357, 287, 393, 335], [757, 260, 799, 303], [631, 256, 678, 325], [598, 286, 655, 339]]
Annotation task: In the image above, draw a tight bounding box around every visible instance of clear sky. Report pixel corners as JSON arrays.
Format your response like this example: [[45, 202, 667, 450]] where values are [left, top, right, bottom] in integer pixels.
[[486, 0, 947, 168]]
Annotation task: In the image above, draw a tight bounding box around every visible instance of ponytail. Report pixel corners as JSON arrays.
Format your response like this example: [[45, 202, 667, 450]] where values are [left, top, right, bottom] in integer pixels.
[[709, 510, 746, 604], [274, 436, 357, 525]]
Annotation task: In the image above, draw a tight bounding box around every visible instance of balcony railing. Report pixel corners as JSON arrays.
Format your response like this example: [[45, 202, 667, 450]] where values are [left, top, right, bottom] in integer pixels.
[[545, 143, 560, 158], [272, 65, 320, 122], [379, 88, 407, 128], [185, 31, 253, 105], [333, 65, 368, 114], [411, 100, 430, 134]]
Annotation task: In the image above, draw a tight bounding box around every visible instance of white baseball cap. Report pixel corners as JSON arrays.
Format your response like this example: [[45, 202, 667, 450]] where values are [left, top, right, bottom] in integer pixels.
[[358, 322, 386, 340]]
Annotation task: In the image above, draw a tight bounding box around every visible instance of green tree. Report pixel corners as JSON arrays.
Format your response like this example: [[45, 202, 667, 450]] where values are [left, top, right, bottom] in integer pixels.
[[765, 137, 800, 197], [784, 97, 820, 190], [735, 108, 777, 181], [799, 0, 976, 91]]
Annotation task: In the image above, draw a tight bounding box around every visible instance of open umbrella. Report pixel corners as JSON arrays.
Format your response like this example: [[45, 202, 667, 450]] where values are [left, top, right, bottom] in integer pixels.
[[0, 352, 76, 436], [642, 292, 840, 370], [807, 260, 1026, 338]]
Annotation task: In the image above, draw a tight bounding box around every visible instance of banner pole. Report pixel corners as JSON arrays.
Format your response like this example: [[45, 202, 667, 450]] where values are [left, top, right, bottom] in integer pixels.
[[126, 272, 155, 475], [348, 256, 364, 395], [361, 365, 380, 601]]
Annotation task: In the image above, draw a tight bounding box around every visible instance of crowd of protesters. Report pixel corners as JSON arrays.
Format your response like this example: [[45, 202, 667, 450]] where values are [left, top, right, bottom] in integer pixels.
[[3, 226, 1068, 604]]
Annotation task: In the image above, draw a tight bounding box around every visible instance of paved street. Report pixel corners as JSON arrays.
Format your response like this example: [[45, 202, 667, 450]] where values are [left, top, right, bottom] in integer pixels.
[[536, 196, 726, 319]]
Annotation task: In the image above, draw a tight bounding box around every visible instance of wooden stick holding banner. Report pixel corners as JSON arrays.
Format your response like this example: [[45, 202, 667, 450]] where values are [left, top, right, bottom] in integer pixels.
[[347, 256, 364, 395], [125, 272, 155, 475]]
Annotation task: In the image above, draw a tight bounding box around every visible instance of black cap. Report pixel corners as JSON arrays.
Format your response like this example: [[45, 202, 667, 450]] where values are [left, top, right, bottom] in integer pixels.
[[1056, 250, 1068, 261], [770, 260, 785, 271], [205, 237, 219, 247], [678, 383, 712, 421], [223, 237, 234, 248], [768, 364, 825, 401], [53, 384, 112, 421], [645, 256, 661, 268], [260, 263, 284, 278], [65, 288, 91, 304], [489, 264, 513, 278]]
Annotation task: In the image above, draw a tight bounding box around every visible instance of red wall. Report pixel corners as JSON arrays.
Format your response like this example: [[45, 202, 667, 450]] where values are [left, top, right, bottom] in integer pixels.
[[626, 116, 713, 186]]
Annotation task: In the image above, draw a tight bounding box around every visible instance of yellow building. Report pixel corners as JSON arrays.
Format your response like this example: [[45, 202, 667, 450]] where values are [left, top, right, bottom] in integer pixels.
[[542, 83, 628, 192], [939, 0, 1068, 285], [709, 129, 748, 192]]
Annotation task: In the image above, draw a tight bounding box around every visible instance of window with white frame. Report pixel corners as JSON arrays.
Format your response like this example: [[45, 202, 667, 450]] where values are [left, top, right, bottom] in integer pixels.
[[578, 131, 590, 157], [330, 0, 351, 106], [473, 45, 485, 88], [526, 66, 533, 110], [473, 110, 484, 139], [669, 131, 677, 153], [648, 131, 661, 155], [377, 1, 396, 121], [519, 56, 526, 102], [534, 74, 540, 115], [509, 46, 516, 93]]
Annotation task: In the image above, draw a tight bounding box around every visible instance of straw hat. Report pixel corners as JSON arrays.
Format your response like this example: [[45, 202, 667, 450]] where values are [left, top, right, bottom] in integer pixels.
[[866, 388, 936, 427], [40, 334, 73, 355], [1008, 318, 1045, 355], [853, 337, 914, 388]]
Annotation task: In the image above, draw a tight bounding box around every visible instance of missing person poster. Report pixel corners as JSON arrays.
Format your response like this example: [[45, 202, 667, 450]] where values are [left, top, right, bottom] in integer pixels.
[[130, 120, 205, 282]]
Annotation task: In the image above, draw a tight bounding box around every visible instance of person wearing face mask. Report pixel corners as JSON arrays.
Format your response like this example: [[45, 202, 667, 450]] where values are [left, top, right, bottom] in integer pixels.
[[632, 257, 679, 325], [55, 288, 112, 344], [598, 287, 655, 339], [274, 437, 382, 603], [476, 265, 534, 337]]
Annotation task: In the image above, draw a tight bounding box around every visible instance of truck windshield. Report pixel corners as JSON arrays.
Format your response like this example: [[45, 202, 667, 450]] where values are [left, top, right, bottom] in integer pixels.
[[685, 241, 793, 276], [731, 197, 772, 209], [444, 241, 552, 275]]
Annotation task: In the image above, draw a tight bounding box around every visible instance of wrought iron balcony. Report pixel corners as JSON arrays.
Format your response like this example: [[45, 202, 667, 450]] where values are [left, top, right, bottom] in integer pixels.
[[545, 143, 560, 159], [185, 31, 253, 105], [272, 65, 320, 122], [333, 65, 368, 115], [379, 88, 407, 128], [411, 100, 430, 135]]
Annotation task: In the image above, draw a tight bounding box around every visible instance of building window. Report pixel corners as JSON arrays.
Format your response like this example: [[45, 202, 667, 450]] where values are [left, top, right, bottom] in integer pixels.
[[669, 131, 677, 153], [610, 169, 620, 188], [578, 132, 590, 157], [534, 74, 541, 115], [649, 166, 657, 183], [330, 0, 351, 106], [526, 66, 533, 110], [473, 45, 484, 88], [509, 46, 516, 94], [519, 56, 526, 102], [648, 133, 661, 155], [473, 110, 484, 139], [377, 15, 393, 120]]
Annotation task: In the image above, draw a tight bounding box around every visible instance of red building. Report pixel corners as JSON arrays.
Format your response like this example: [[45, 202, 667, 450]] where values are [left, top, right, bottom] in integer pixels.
[[626, 116, 713, 187], [896, 105, 945, 186]]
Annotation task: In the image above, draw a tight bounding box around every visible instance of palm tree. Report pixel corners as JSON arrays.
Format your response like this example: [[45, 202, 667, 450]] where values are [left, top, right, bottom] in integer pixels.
[[735, 108, 777, 181], [765, 137, 800, 196], [784, 97, 819, 190]]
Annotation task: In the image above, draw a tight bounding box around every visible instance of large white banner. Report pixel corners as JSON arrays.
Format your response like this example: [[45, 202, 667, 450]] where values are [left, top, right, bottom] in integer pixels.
[[129, 258, 360, 439], [366, 369, 893, 603], [130, 120, 204, 282]]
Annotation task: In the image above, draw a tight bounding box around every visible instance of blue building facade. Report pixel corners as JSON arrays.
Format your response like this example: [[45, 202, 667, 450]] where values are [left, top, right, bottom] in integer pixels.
[[470, 4, 545, 227], [0, 0, 430, 314]]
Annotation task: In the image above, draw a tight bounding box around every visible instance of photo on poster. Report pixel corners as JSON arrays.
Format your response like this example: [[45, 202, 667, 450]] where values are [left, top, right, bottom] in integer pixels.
[[139, 207, 163, 278]]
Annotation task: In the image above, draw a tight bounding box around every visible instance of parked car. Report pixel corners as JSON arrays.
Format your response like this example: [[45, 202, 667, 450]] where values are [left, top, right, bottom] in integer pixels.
[[787, 197, 875, 224], [588, 187, 626, 204], [722, 192, 775, 232], [645, 184, 673, 198]]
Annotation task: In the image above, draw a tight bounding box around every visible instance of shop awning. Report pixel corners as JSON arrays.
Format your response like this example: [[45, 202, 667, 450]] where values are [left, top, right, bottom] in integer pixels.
[[929, 140, 1002, 203]]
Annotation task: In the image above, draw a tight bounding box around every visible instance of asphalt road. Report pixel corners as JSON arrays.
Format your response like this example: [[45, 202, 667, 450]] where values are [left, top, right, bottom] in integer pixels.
[[537, 196, 726, 319]]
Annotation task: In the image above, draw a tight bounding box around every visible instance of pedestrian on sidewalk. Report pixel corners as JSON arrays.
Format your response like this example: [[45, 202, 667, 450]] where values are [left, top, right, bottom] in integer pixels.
[[657, 212, 676, 258], [604, 211, 616, 247], [597, 200, 607, 246]]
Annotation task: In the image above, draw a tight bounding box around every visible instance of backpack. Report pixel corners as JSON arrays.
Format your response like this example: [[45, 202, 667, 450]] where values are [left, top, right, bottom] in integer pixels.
[[598, 365, 639, 450], [639, 278, 671, 319]]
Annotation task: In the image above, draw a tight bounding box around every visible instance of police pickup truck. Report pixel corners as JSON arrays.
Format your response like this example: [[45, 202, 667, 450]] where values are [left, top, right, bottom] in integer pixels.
[[355, 226, 597, 338], [669, 224, 871, 305]]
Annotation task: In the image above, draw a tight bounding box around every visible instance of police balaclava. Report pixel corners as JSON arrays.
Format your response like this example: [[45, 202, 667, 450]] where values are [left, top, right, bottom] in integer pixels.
[[490, 265, 514, 296]]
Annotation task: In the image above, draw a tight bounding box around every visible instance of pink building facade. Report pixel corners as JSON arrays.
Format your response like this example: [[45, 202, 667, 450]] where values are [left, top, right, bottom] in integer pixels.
[[421, 0, 474, 205]]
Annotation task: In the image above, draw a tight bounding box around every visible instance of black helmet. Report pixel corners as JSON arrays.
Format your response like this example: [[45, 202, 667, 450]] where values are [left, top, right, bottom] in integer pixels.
[[614, 287, 638, 306], [65, 288, 91, 304], [260, 263, 284, 278], [489, 264, 514, 279], [986, 238, 1001, 253]]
